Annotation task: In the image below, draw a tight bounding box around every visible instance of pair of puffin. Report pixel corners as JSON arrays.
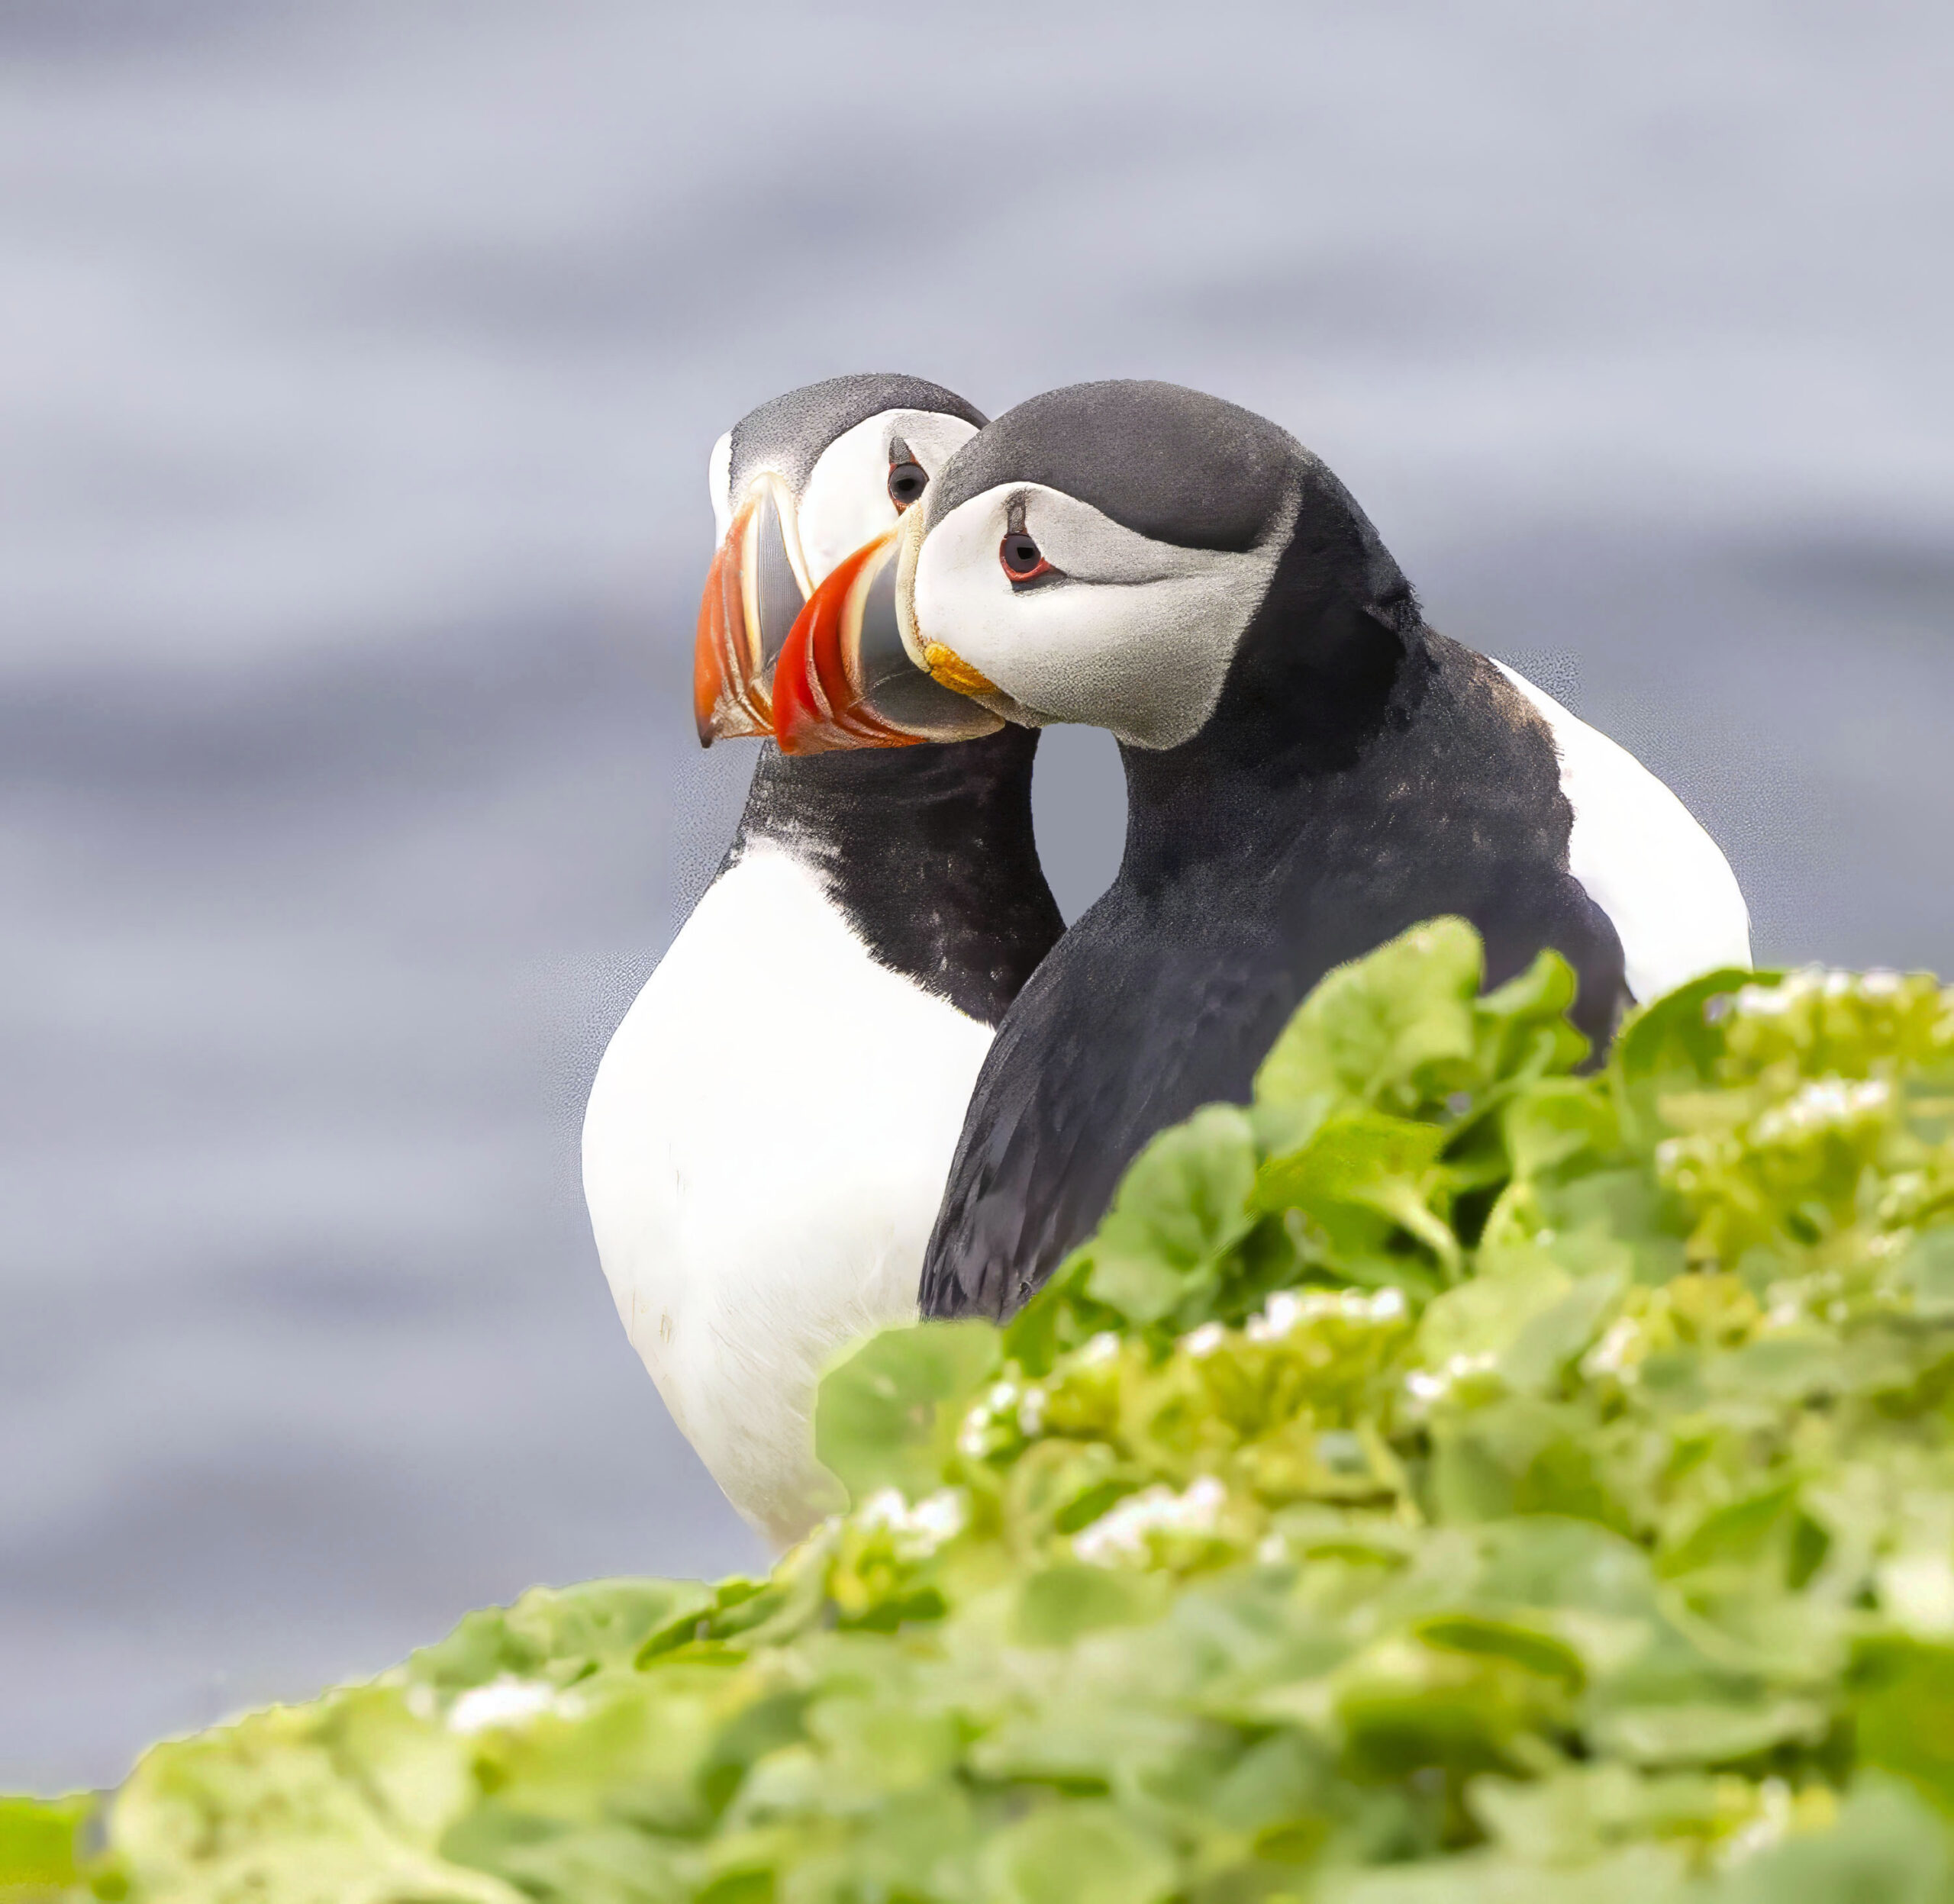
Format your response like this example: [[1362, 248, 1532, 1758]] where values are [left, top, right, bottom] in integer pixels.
[[585, 375, 1751, 1546]]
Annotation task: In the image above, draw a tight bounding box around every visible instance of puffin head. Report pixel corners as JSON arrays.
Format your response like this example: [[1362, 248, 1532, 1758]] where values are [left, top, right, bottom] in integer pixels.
[[779, 379, 1417, 753], [692, 373, 1005, 750]]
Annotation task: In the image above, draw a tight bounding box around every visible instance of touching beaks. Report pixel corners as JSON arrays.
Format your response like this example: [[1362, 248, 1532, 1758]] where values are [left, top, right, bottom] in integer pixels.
[[692, 472, 811, 746], [772, 514, 1004, 755]]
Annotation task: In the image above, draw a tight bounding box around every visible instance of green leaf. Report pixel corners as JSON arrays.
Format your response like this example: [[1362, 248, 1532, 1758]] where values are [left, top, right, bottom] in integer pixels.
[[1014, 1565, 1170, 1646], [1478, 946, 1580, 1025], [1851, 1638, 1954, 1818], [1412, 1250, 1622, 1397], [1337, 1844, 1688, 1904], [0, 1793, 93, 1895], [1471, 949, 1591, 1097], [1712, 1780, 1951, 1904], [1611, 966, 1772, 1093], [1536, 1165, 1684, 1280], [408, 1579, 717, 1691], [1591, 1697, 1827, 1765], [1503, 1078, 1619, 1182], [814, 1319, 1000, 1504], [1428, 1399, 1631, 1527], [1413, 1613, 1587, 1690], [984, 1803, 1176, 1904], [111, 1687, 517, 1904], [1501, 1266, 1628, 1394], [1082, 1105, 1258, 1324], [470, 1822, 688, 1904], [1900, 1223, 1954, 1318], [1253, 917, 1482, 1113], [1658, 1480, 1799, 1579], [1334, 1634, 1571, 1778], [1254, 1110, 1460, 1278]]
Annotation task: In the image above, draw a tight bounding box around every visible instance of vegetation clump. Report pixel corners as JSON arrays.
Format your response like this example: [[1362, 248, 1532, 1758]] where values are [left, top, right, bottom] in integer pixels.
[[11, 920, 1954, 1902]]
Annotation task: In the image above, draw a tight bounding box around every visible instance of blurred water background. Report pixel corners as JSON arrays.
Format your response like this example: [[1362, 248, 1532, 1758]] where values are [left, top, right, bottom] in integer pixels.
[[2, 0, 1949, 1790]]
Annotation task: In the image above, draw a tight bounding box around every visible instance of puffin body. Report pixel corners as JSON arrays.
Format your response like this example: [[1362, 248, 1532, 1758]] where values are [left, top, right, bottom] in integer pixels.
[[582, 377, 1060, 1545], [913, 633, 1744, 1319], [775, 380, 1750, 1319], [584, 732, 1051, 1543]]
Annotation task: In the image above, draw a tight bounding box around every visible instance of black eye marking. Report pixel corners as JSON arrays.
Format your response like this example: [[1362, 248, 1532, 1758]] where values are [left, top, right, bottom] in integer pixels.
[[1000, 530, 1056, 585], [887, 459, 928, 511]]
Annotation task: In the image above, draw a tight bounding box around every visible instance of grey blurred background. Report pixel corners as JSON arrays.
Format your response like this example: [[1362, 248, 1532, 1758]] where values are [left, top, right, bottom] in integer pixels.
[[2, 0, 1949, 1790]]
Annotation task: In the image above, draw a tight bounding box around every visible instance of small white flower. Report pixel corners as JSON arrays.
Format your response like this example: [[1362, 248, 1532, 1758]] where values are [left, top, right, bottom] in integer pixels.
[[1582, 1316, 1642, 1380], [1181, 1322, 1227, 1358], [1734, 983, 1791, 1016], [447, 1677, 563, 1735], [905, 1489, 969, 1548], [854, 1486, 967, 1557], [1755, 1076, 1889, 1144], [1241, 1284, 1402, 1345], [1073, 1476, 1227, 1564], [961, 1382, 1027, 1456], [1246, 1291, 1304, 1341], [1718, 1779, 1792, 1867], [856, 1487, 908, 1531], [1879, 1552, 1954, 1636], [1404, 1351, 1497, 1406]]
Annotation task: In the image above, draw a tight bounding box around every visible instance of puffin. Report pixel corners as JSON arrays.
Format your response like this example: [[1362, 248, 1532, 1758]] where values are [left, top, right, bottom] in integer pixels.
[[773, 379, 1752, 1319], [582, 375, 1062, 1545]]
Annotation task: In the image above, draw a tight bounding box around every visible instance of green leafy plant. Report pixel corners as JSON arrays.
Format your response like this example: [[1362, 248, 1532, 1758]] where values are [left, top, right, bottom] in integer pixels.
[[14, 920, 1954, 1902]]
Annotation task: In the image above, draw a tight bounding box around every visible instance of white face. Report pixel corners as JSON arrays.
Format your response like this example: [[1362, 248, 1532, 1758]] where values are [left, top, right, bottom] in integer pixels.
[[795, 408, 980, 583], [710, 409, 982, 586], [706, 430, 734, 546], [903, 481, 1292, 750]]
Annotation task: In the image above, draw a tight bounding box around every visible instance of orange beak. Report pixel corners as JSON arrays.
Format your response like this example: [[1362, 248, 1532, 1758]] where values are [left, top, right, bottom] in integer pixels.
[[692, 472, 811, 746], [772, 522, 1004, 755]]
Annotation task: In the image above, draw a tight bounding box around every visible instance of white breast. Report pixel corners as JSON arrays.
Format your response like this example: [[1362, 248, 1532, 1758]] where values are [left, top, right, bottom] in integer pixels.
[[1493, 661, 1752, 1002], [581, 845, 994, 1549]]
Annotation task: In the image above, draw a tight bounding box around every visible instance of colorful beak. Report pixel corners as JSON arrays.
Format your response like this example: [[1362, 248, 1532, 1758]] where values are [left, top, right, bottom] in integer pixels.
[[692, 472, 812, 745], [772, 520, 1003, 755]]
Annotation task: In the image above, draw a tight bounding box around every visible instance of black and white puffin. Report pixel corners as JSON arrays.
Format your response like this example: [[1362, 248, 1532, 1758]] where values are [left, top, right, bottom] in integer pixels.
[[775, 379, 1752, 1319], [582, 375, 1062, 1545]]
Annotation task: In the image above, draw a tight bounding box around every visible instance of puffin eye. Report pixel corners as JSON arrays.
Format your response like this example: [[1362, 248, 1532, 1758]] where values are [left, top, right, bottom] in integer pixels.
[[887, 459, 927, 511], [1000, 531, 1056, 585]]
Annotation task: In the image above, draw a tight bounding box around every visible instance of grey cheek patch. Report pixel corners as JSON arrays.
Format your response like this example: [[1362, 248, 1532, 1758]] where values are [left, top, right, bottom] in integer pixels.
[[752, 487, 806, 674], [853, 548, 979, 730]]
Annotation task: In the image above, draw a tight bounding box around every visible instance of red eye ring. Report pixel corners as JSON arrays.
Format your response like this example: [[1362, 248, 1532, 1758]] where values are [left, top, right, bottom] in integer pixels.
[[1000, 530, 1054, 584]]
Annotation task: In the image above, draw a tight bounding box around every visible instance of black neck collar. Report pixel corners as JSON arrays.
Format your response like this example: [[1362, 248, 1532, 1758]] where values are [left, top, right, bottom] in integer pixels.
[[1117, 520, 1419, 891], [729, 728, 1062, 1026]]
